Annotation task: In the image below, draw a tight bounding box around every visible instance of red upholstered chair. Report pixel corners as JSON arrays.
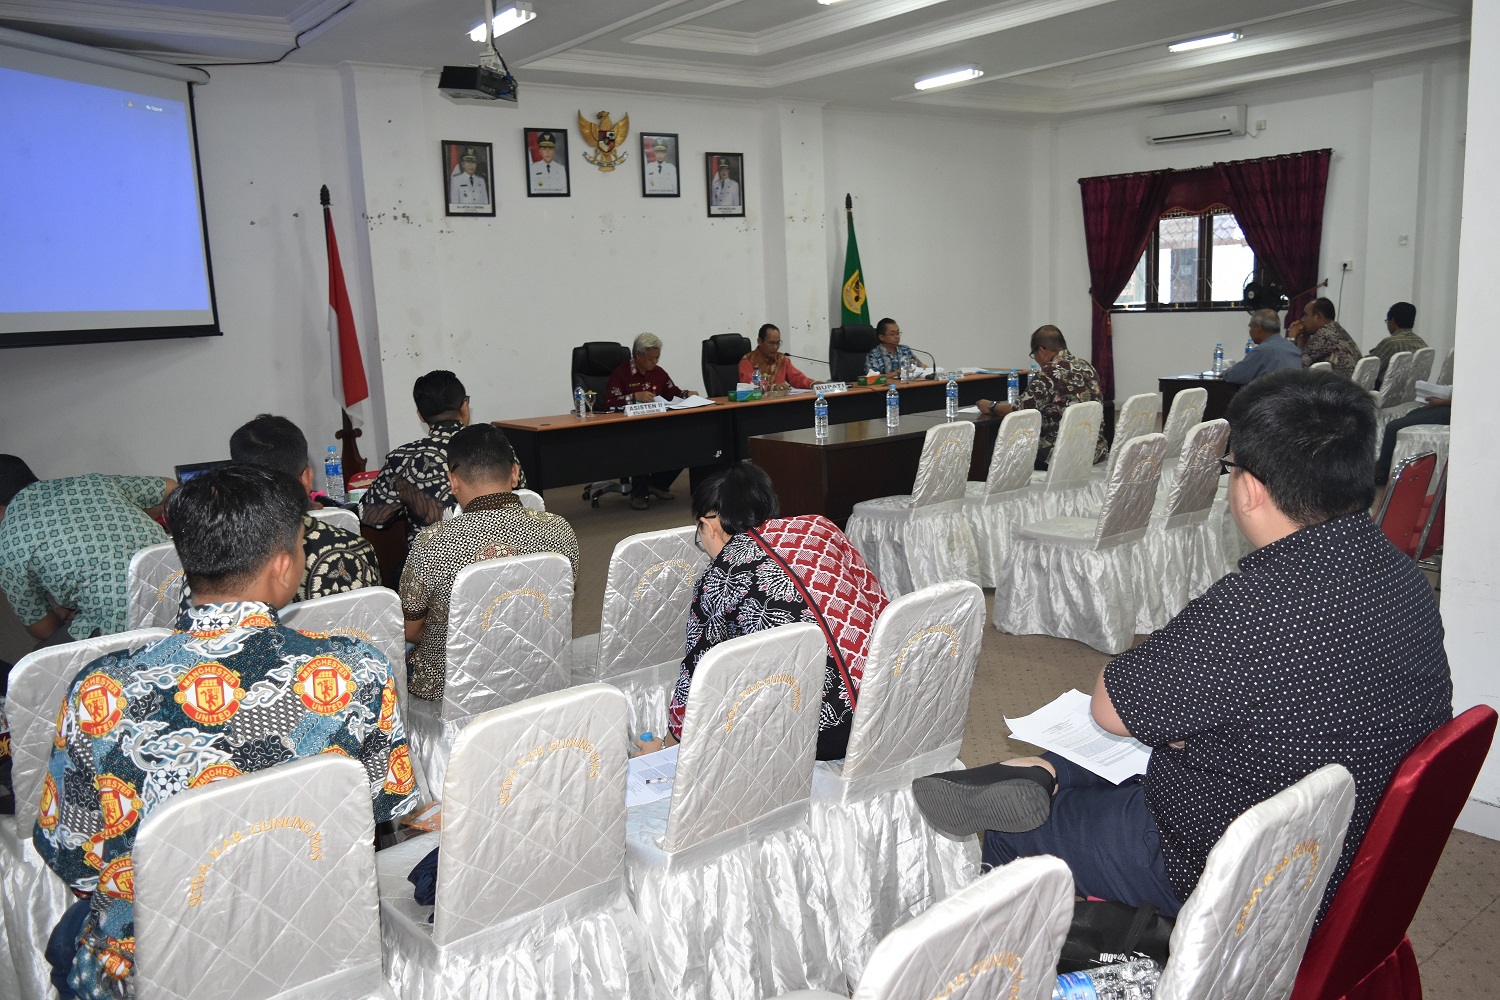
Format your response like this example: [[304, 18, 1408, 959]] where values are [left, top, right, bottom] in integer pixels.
[[1373, 452, 1436, 557], [1289, 706, 1499, 1000]]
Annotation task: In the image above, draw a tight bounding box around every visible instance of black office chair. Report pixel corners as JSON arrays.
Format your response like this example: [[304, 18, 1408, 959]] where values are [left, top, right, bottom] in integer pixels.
[[701, 333, 751, 397], [829, 324, 879, 382], [570, 341, 632, 507]]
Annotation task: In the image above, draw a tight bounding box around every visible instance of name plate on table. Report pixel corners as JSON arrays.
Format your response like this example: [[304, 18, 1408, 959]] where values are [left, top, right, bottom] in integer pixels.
[[624, 401, 668, 417], [812, 381, 849, 395]]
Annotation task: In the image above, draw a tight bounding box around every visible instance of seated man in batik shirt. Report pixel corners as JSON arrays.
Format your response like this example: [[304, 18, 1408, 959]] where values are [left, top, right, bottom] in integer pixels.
[[1291, 297, 1362, 377], [974, 325, 1109, 469], [35, 465, 419, 1000], [862, 317, 918, 375]]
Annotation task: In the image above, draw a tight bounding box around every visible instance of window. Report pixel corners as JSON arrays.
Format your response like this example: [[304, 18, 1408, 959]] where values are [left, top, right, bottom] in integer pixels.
[[1113, 207, 1260, 311]]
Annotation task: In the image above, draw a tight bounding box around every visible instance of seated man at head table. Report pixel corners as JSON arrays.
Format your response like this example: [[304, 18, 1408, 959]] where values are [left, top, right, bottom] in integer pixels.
[[863, 317, 918, 376], [1291, 296, 1362, 377], [973, 325, 1108, 470], [230, 413, 381, 602], [604, 331, 698, 510], [1369, 301, 1428, 387], [0, 454, 175, 645], [739, 323, 816, 391], [914, 369, 1452, 922], [400, 423, 578, 702], [1222, 309, 1302, 385], [36, 464, 418, 1000]]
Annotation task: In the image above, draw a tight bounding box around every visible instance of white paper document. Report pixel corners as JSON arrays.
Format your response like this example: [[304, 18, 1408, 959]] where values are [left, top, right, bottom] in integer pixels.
[[957, 405, 981, 414], [626, 744, 680, 807], [1004, 689, 1151, 784], [659, 394, 717, 409], [1414, 380, 1451, 404]]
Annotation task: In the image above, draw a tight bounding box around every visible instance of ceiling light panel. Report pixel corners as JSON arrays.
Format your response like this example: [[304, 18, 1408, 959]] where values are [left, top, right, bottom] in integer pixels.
[[468, 3, 536, 42], [1167, 32, 1241, 53], [914, 67, 984, 90]]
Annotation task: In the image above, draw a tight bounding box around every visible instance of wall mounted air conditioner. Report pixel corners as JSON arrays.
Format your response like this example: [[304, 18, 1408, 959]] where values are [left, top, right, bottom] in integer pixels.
[[1144, 105, 1246, 144]]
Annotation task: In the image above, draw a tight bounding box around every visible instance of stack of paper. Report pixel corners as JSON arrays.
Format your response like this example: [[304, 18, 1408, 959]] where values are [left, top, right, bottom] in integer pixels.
[[1414, 380, 1452, 405], [626, 744, 679, 807], [1004, 690, 1151, 784], [660, 394, 717, 409]]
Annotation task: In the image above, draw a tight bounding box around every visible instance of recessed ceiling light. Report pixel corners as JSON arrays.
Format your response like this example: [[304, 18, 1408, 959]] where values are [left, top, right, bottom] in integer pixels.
[[914, 67, 984, 91], [468, 3, 536, 42], [817, 0, 857, 5], [1167, 31, 1240, 53]]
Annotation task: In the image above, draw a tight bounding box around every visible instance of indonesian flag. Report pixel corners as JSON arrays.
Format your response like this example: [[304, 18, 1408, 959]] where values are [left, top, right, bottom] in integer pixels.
[[323, 188, 369, 425]]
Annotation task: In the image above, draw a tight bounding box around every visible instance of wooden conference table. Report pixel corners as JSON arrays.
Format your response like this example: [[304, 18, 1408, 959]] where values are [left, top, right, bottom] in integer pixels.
[[1159, 374, 1242, 422], [495, 372, 1016, 492]]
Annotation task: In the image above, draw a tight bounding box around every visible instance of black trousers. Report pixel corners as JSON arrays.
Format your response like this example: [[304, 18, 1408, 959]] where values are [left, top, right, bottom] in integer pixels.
[[1376, 405, 1450, 485], [630, 469, 681, 499]]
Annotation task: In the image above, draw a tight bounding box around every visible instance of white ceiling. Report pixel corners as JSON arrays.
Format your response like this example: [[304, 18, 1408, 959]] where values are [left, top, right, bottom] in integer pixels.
[[0, 0, 1471, 118]]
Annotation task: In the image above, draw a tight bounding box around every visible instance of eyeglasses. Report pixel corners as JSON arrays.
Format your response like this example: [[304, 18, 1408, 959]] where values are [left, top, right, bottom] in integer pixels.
[[693, 513, 718, 552], [1220, 457, 1251, 477]]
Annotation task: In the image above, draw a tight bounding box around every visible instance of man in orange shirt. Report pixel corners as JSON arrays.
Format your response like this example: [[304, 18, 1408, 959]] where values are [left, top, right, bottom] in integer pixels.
[[738, 324, 816, 390]]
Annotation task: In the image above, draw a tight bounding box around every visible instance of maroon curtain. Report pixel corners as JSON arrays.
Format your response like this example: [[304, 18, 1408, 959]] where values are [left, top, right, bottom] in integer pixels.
[[1079, 171, 1172, 400], [1216, 149, 1332, 327]]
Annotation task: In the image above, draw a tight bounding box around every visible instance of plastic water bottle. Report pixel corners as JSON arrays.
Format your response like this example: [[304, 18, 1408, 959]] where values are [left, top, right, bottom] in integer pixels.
[[1052, 957, 1161, 999], [1213, 342, 1225, 375], [752, 366, 764, 394], [1007, 369, 1021, 407], [945, 377, 959, 420], [574, 385, 586, 418], [1245, 338, 1255, 358], [323, 446, 345, 503], [886, 383, 900, 428], [814, 392, 829, 439]]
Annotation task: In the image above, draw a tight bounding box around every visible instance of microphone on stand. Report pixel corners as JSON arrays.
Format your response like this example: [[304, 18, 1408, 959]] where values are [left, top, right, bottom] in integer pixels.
[[784, 352, 830, 370], [910, 347, 939, 381]]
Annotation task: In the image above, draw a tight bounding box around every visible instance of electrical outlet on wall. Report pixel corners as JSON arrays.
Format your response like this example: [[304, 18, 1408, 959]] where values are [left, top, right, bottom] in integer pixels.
[[1341, 260, 1355, 272]]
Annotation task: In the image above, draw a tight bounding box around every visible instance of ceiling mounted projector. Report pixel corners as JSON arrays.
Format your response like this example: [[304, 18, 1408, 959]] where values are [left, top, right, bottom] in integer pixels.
[[438, 64, 517, 104]]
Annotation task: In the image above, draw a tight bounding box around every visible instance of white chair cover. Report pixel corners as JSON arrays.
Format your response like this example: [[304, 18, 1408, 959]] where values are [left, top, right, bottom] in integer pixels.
[[132, 755, 394, 1000], [1156, 387, 1207, 496], [845, 422, 980, 598], [1435, 349, 1454, 386], [1, 628, 171, 1000], [1372, 351, 1419, 436], [127, 541, 186, 630], [1392, 424, 1450, 496], [1137, 420, 1231, 633], [962, 410, 1042, 588], [404, 552, 574, 796], [309, 505, 361, 533], [378, 684, 651, 999], [1026, 401, 1106, 522], [1156, 764, 1357, 1000], [1408, 347, 1435, 390], [570, 526, 707, 738], [810, 582, 985, 984], [1307, 361, 1332, 372], [625, 623, 840, 999], [1085, 392, 1160, 506], [515, 489, 546, 511], [994, 434, 1166, 654], [1349, 355, 1380, 390]]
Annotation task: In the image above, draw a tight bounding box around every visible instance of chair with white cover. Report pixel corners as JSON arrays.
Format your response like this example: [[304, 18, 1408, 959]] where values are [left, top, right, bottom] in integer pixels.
[[1155, 764, 1357, 1000], [126, 541, 186, 629], [1308, 361, 1332, 372], [1086, 392, 1160, 503], [1, 628, 171, 1000], [772, 855, 1074, 1000], [1155, 387, 1207, 495], [1371, 351, 1417, 436], [132, 755, 396, 1000], [1349, 356, 1380, 390], [845, 421, 979, 598], [309, 505, 361, 533], [570, 526, 707, 738], [377, 685, 651, 999], [1137, 420, 1230, 633], [1028, 400, 1106, 522], [810, 581, 985, 984], [515, 489, 546, 511], [404, 552, 574, 796], [1435, 349, 1454, 386], [626, 623, 840, 999], [961, 409, 1041, 588], [1407, 347, 1436, 395], [994, 434, 1166, 654]]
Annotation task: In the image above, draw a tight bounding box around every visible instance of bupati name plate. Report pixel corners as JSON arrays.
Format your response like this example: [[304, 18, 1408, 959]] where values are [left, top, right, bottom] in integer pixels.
[[812, 381, 849, 395], [623, 401, 669, 417]]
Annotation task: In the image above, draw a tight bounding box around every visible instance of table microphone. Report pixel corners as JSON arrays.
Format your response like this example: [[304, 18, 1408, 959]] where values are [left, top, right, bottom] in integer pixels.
[[784, 352, 830, 369], [911, 347, 939, 381]]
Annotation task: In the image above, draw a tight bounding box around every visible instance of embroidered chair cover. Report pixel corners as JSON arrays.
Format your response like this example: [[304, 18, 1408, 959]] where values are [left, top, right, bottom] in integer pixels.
[[1156, 764, 1357, 1000], [1349, 356, 1380, 390], [515, 489, 546, 511], [132, 755, 394, 1000], [280, 588, 430, 801], [1026, 400, 1105, 521], [961, 410, 1042, 588], [308, 506, 361, 533], [810, 581, 985, 984], [845, 422, 979, 598], [569, 526, 707, 737], [1371, 351, 1416, 431], [1308, 361, 1332, 372], [1435, 349, 1454, 386], [127, 541, 186, 630], [378, 685, 651, 999], [1155, 387, 1207, 495], [404, 552, 574, 795], [994, 434, 1166, 654], [1136, 420, 1231, 633], [1085, 393, 1160, 507], [0, 628, 171, 1000], [625, 623, 841, 999], [1391, 424, 1449, 496], [1406, 348, 1435, 398]]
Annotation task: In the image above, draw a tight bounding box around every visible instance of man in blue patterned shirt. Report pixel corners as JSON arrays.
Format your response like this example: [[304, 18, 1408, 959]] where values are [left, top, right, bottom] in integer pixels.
[[863, 317, 918, 375], [36, 465, 419, 1000]]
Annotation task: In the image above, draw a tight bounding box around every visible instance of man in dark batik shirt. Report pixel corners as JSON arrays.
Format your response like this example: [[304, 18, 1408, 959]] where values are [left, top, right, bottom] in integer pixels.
[[1292, 297, 1362, 377], [360, 370, 471, 541], [975, 325, 1109, 468], [230, 414, 380, 601]]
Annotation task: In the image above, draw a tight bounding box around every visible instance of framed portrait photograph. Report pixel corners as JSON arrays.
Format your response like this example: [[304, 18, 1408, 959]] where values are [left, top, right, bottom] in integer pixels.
[[640, 133, 680, 197], [442, 140, 495, 217], [706, 152, 744, 218], [524, 127, 570, 197]]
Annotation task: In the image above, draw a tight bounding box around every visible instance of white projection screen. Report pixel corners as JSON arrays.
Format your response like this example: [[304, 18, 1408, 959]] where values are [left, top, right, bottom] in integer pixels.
[[0, 29, 220, 348]]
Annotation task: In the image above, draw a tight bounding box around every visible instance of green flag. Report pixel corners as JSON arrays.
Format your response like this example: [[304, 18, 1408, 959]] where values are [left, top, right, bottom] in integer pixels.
[[840, 193, 870, 326]]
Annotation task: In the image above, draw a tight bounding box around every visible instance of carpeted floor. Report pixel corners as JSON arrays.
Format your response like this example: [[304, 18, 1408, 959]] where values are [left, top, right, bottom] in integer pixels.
[[546, 473, 1500, 996]]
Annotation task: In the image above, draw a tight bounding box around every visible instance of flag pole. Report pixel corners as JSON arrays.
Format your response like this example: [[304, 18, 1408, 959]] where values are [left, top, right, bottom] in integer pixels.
[[322, 185, 368, 476]]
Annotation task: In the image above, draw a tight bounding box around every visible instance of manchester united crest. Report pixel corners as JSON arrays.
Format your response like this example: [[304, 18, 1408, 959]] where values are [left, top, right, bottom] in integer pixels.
[[99, 856, 134, 901], [175, 663, 246, 727], [239, 612, 276, 629], [189, 762, 243, 789], [78, 673, 127, 738], [384, 744, 415, 795], [377, 677, 398, 733], [96, 774, 144, 839], [295, 656, 355, 716], [578, 110, 629, 171], [38, 773, 59, 830]]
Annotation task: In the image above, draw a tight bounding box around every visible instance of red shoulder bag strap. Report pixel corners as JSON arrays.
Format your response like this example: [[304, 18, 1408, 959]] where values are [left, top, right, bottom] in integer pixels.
[[748, 527, 857, 712]]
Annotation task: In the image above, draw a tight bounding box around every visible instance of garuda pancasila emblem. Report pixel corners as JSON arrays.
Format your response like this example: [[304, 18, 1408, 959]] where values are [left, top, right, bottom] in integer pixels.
[[578, 110, 629, 171]]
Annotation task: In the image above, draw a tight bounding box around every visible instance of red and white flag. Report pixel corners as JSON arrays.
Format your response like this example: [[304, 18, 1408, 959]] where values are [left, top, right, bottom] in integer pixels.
[[323, 189, 369, 426]]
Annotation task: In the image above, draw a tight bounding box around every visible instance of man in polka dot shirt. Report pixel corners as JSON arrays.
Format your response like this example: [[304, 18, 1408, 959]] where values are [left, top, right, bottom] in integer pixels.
[[916, 369, 1451, 921]]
